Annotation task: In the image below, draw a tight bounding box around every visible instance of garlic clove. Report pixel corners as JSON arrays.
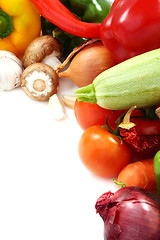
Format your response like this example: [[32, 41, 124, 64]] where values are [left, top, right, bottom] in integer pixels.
[[0, 51, 23, 91], [61, 95, 76, 109], [48, 94, 66, 120]]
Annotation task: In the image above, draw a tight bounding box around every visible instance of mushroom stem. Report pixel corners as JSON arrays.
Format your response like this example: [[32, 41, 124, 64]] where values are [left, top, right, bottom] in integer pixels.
[[42, 53, 61, 70]]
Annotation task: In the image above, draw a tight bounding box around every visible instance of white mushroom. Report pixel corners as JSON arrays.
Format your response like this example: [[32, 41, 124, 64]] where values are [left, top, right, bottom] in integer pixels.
[[22, 35, 63, 70], [21, 62, 59, 101]]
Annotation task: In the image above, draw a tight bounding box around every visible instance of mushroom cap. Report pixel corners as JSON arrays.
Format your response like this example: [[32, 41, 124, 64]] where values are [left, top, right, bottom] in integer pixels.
[[22, 35, 63, 68], [21, 62, 59, 101]]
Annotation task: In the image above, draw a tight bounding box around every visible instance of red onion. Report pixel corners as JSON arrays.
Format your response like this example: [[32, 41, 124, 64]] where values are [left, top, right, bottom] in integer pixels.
[[95, 187, 160, 240]]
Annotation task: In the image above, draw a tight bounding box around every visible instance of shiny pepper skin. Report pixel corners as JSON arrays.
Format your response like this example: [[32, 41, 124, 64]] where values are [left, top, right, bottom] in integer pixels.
[[0, 0, 41, 59], [100, 0, 160, 62]]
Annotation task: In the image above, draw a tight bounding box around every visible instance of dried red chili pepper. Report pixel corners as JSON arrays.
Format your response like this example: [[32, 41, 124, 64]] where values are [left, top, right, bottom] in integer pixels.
[[120, 127, 160, 156], [119, 106, 160, 158]]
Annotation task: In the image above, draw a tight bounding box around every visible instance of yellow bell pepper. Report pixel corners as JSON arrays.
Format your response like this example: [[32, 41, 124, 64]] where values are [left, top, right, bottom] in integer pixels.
[[0, 0, 41, 59]]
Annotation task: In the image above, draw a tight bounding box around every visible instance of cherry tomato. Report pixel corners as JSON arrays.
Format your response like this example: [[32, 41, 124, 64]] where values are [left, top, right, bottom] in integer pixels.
[[74, 99, 125, 130], [132, 119, 160, 135], [78, 125, 131, 178]]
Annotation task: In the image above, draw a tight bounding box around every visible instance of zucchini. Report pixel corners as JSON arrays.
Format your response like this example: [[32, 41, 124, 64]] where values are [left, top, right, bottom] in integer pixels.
[[75, 48, 160, 110]]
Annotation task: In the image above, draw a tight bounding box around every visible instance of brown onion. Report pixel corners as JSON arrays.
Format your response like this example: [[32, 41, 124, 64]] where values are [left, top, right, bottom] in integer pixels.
[[56, 40, 116, 87]]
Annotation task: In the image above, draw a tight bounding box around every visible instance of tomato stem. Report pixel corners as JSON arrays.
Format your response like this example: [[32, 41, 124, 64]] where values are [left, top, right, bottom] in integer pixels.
[[112, 178, 126, 188], [105, 116, 120, 137]]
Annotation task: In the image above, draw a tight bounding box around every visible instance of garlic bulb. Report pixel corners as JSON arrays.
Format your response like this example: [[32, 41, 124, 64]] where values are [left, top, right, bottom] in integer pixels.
[[0, 51, 23, 91]]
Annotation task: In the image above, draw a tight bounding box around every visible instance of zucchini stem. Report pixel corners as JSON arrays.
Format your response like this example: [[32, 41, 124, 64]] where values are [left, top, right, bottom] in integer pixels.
[[75, 83, 96, 103]]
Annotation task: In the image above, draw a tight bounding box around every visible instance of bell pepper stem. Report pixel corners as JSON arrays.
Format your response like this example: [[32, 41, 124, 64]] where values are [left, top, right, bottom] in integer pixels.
[[154, 150, 160, 197], [0, 9, 13, 39]]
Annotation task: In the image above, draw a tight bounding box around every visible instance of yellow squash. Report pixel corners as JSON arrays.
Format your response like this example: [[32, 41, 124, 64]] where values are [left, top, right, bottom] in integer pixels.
[[0, 0, 41, 58]]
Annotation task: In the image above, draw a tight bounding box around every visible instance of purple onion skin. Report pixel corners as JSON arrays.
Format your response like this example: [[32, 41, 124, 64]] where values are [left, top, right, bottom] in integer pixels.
[[95, 187, 160, 240]]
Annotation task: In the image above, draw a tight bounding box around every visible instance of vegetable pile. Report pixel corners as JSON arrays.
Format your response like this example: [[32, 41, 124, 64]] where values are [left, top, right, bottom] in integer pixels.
[[30, 0, 160, 63], [1, 0, 160, 239]]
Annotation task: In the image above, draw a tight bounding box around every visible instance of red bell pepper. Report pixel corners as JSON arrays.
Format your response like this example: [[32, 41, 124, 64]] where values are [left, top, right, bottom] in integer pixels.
[[101, 0, 160, 62], [30, 0, 160, 63]]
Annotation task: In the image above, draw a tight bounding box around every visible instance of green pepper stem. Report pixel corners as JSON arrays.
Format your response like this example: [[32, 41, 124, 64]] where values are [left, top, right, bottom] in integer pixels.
[[75, 83, 97, 103], [153, 150, 160, 197], [0, 9, 13, 39]]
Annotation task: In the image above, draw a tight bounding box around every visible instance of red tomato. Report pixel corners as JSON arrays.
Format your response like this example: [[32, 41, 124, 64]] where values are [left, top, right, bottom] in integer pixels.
[[74, 99, 125, 130], [78, 125, 131, 178]]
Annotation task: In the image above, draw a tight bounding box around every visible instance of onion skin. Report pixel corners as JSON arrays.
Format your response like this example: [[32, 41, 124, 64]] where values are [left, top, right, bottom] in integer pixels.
[[58, 42, 116, 87], [95, 187, 160, 240]]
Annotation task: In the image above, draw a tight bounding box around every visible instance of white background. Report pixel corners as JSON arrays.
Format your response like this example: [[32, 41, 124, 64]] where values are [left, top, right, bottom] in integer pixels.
[[0, 78, 118, 240]]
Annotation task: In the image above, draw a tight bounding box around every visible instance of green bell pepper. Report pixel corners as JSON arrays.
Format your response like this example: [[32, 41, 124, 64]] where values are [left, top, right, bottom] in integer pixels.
[[41, 0, 70, 35], [41, 17, 55, 35], [69, 0, 113, 23], [52, 28, 86, 55], [41, 0, 112, 55], [154, 150, 160, 196]]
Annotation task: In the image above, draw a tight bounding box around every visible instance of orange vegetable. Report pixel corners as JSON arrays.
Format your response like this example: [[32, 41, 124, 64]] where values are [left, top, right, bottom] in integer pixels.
[[78, 125, 131, 178], [0, 0, 41, 59], [117, 159, 156, 192]]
